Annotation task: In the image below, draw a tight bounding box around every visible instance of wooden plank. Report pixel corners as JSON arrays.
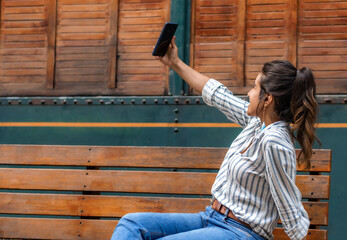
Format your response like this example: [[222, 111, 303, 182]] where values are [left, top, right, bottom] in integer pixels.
[[273, 228, 327, 240], [0, 217, 115, 240], [0, 168, 216, 194], [0, 217, 328, 240], [46, 0, 57, 89], [0, 193, 329, 225], [0, 168, 330, 198], [0, 145, 331, 172], [4, 0, 46, 7], [297, 175, 330, 199]]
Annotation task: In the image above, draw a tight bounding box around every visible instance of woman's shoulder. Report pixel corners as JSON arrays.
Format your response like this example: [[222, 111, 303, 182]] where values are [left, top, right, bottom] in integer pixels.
[[261, 121, 294, 150]]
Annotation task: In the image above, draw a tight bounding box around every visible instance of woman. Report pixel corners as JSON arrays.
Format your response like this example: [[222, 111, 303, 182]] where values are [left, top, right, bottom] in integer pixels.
[[111, 37, 318, 240]]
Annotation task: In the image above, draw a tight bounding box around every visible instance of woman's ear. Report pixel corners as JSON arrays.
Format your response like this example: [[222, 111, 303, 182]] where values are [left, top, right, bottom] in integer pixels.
[[264, 94, 273, 107]]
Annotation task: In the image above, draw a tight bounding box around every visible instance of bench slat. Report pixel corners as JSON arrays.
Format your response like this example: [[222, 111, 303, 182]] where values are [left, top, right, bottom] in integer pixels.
[[0, 217, 114, 240], [0, 168, 330, 198], [0, 217, 327, 240], [0, 193, 329, 225], [0, 145, 331, 172], [273, 227, 327, 240]]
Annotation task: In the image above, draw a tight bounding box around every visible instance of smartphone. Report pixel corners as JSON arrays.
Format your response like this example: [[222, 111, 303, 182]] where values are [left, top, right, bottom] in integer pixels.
[[152, 22, 178, 57]]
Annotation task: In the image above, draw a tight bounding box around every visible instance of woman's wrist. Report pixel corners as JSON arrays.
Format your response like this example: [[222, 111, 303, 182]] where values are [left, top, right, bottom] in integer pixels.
[[170, 57, 182, 70]]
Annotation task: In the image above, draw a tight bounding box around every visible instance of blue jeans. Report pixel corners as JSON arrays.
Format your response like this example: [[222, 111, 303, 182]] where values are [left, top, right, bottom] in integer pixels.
[[111, 206, 265, 240]]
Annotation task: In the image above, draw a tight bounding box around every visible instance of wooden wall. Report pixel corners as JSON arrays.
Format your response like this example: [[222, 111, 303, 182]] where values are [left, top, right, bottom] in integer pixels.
[[191, 0, 347, 94], [0, 0, 346, 96], [0, 0, 170, 96]]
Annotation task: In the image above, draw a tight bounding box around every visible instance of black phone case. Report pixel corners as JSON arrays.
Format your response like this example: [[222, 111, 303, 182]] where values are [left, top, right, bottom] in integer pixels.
[[152, 23, 178, 57]]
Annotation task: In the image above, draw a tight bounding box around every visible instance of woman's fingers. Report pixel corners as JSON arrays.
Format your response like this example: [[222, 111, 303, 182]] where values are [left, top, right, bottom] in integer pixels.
[[171, 36, 177, 48]]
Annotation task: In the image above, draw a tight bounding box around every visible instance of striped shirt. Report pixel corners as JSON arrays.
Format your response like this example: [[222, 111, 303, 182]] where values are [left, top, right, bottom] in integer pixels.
[[202, 79, 310, 240]]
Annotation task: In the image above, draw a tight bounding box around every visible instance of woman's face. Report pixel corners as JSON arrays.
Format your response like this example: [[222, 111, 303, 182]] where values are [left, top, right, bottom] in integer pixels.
[[247, 73, 263, 117]]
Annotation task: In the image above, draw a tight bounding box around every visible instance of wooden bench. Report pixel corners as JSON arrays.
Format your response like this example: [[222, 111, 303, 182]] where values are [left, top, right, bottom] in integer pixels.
[[0, 145, 331, 239]]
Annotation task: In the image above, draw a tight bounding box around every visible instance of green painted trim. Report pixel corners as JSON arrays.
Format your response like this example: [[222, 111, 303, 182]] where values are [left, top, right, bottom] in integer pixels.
[[1, 95, 346, 105], [0, 122, 345, 128], [169, 0, 191, 96]]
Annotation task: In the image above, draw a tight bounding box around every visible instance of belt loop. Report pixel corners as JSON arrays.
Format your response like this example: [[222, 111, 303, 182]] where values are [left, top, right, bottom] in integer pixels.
[[224, 208, 230, 220]]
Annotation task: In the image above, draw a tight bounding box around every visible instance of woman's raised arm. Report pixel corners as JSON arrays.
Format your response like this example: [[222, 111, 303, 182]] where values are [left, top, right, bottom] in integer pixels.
[[155, 36, 209, 94]]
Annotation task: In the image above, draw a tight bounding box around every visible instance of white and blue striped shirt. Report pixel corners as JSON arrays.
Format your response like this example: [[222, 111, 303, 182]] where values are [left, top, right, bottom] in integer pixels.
[[202, 79, 310, 240]]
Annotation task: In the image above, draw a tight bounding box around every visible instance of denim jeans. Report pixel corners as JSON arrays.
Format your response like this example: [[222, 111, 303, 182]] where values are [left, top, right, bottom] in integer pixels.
[[111, 206, 265, 240]]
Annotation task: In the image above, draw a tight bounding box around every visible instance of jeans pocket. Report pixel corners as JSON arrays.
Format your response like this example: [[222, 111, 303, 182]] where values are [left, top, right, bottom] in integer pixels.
[[223, 218, 251, 240]]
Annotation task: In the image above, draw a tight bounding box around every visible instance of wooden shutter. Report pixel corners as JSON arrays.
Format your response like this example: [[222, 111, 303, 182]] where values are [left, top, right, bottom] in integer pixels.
[[191, 0, 245, 92], [116, 0, 171, 95], [245, 0, 294, 88], [0, 0, 50, 96], [54, 0, 118, 95], [298, 0, 347, 94], [1, 0, 171, 96]]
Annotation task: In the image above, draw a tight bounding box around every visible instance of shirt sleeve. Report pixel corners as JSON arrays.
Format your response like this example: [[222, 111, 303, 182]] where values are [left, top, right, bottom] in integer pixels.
[[263, 134, 310, 240], [202, 79, 252, 128]]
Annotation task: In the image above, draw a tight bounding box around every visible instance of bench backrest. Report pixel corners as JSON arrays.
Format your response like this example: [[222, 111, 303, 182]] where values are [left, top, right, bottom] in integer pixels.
[[0, 145, 331, 240]]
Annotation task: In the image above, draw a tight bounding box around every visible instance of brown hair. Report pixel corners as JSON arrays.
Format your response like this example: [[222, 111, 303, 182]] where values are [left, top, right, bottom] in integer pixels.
[[259, 60, 320, 169]]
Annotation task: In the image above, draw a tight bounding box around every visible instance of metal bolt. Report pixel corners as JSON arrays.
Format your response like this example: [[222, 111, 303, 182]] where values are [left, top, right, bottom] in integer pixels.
[[99, 100, 104, 104], [74, 100, 78, 104], [323, 98, 333, 104], [174, 128, 179, 133], [185, 99, 190, 104], [41, 100, 45, 105], [174, 118, 179, 123], [120, 100, 124, 104], [142, 99, 146, 104], [154, 99, 158, 104], [87, 100, 92, 105], [164, 99, 168, 104], [131, 99, 135, 104], [195, 99, 200, 104], [174, 108, 179, 114], [175, 99, 179, 104]]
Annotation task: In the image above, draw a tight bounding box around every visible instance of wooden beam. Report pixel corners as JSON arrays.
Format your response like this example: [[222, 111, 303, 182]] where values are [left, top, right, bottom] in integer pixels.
[[237, 0, 246, 86], [107, 0, 118, 88], [288, 0, 298, 67], [46, 0, 57, 89], [0, 0, 3, 81]]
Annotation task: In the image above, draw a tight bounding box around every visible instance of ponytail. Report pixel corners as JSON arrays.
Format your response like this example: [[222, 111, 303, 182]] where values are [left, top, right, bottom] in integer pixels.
[[260, 61, 320, 170], [290, 67, 320, 169]]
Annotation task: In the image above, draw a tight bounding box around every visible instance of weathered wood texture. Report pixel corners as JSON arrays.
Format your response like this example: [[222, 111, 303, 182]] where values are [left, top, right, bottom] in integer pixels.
[[0, 0, 170, 96], [0, 145, 331, 240], [1, 0, 346, 96], [191, 0, 347, 94], [297, 0, 347, 93]]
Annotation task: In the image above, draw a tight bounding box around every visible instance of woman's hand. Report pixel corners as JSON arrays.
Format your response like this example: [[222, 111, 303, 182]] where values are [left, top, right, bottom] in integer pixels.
[[155, 36, 179, 68], [154, 35, 209, 94]]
